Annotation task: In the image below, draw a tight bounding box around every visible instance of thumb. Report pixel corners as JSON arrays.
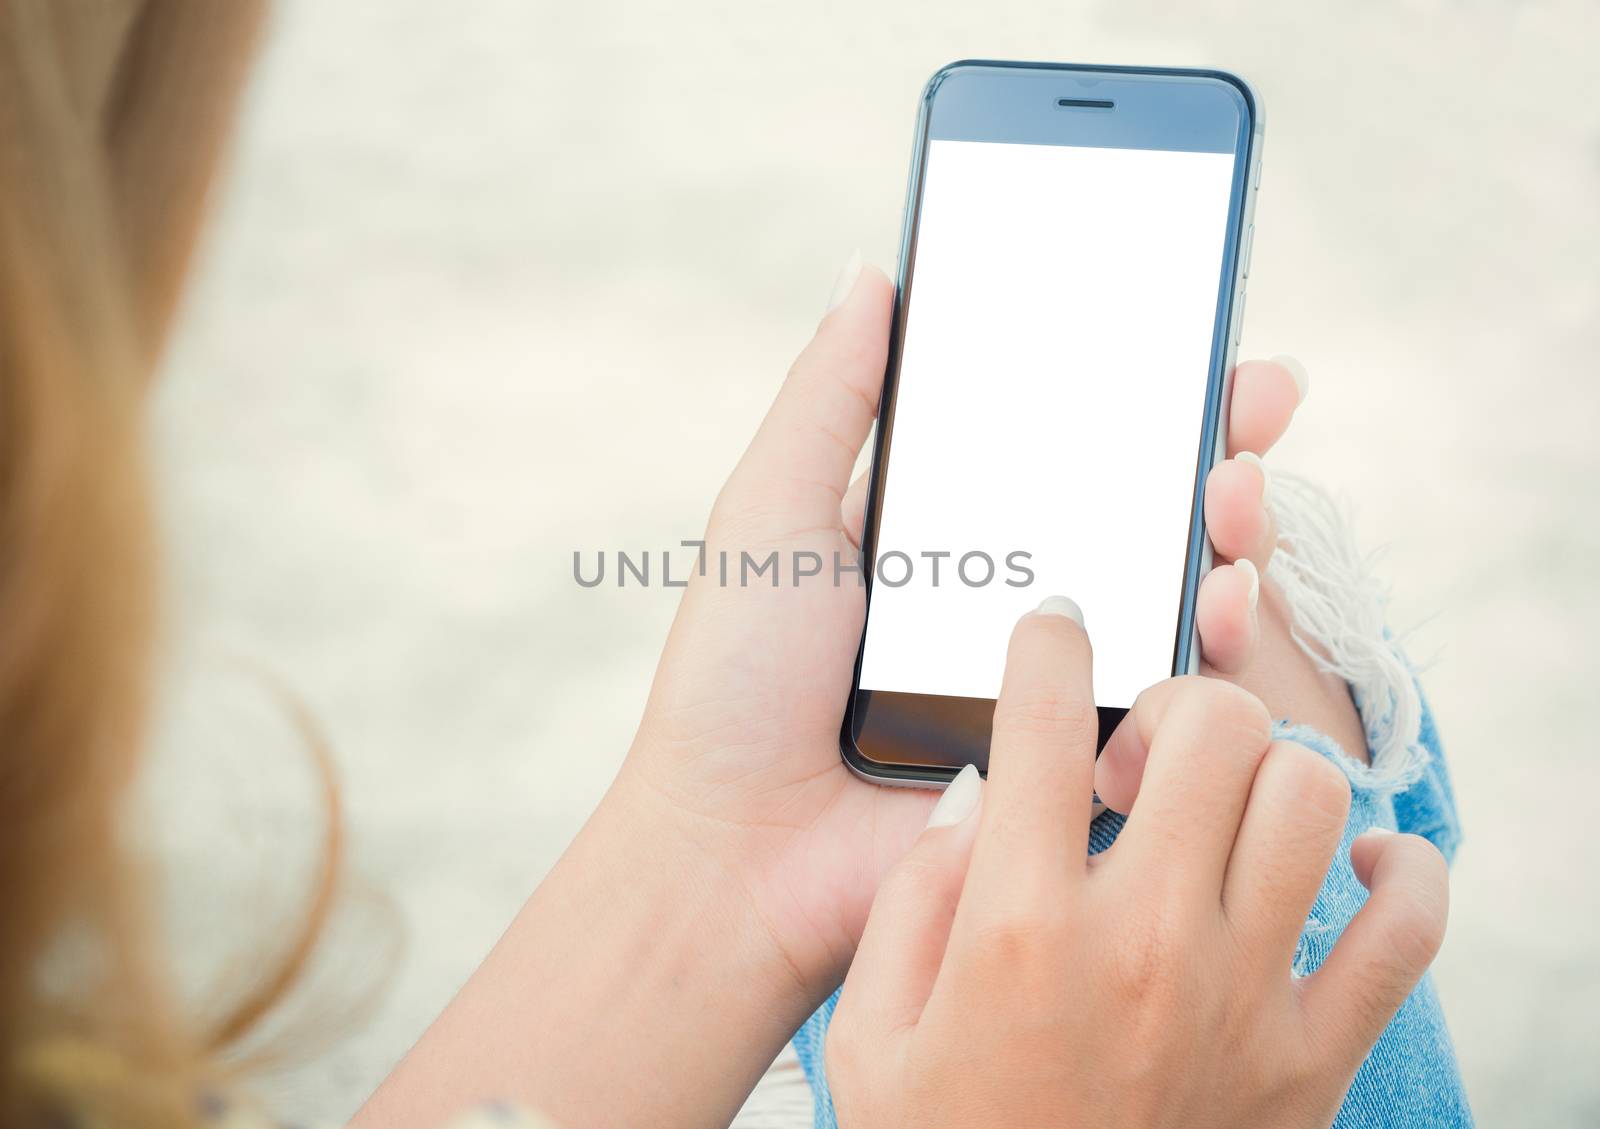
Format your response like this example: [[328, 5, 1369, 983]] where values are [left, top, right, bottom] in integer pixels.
[[1299, 829, 1450, 1064], [713, 254, 891, 537], [834, 765, 983, 1034]]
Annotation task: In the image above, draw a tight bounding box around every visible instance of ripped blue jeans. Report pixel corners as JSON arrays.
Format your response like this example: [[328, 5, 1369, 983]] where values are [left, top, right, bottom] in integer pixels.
[[794, 476, 1473, 1127]]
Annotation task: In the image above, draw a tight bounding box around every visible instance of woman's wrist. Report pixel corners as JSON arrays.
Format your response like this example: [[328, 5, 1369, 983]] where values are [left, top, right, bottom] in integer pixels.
[[355, 761, 819, 1128], [581, 763, 831, 1022]]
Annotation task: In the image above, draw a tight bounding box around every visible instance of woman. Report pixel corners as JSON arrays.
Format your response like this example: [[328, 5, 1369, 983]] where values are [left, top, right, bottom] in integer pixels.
[[0, 5, 1467, 1126]]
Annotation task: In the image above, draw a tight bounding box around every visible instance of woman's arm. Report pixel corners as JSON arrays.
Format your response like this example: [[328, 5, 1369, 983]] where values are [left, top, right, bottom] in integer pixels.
[[353, 775, 811, 1128]]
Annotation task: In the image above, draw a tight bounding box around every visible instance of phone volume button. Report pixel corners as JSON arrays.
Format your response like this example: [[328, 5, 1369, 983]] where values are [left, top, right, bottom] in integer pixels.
[[1233, 288, 1247, 343], [1242, 225, 1254, 277]]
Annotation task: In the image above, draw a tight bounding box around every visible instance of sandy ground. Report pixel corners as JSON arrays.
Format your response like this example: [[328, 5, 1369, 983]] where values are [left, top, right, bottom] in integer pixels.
[[142, 1, 1599, 1123]]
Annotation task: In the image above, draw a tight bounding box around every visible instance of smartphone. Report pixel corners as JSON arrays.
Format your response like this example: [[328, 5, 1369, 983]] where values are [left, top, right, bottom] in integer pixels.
[[841, 60, 1263, 786]]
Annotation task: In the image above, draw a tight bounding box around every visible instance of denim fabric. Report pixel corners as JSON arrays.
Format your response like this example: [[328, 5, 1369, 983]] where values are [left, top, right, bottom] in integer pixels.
[[794, 694, 1471, 1127]]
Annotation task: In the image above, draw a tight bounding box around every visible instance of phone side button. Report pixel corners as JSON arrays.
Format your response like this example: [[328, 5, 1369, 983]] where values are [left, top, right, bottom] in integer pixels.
[[1233, 289, 1247, 344], [1242, 224, 1254, 277]]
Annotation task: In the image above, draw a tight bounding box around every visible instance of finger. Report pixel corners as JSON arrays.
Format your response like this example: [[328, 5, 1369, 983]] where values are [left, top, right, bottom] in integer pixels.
[[1299, 830, 1449, 1065], [1205, 454, 1276, 570], [1092, 677, 1273, 893], [964, 597, 1098, 910], [1226, 357, 1306, 458], [716, 255, 892, 537], [836, 765, 984, 1029], [1222, 741, 1350, 962], [842, 468, 871, 550], [1091, 683, 1160, 816], [1195, 560, 1260, 676], [1094, 677, 1269, 812]]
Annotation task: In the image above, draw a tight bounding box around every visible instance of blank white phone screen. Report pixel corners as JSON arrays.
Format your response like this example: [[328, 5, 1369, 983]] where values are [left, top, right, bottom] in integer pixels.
[[858, 138, 1236, 707]]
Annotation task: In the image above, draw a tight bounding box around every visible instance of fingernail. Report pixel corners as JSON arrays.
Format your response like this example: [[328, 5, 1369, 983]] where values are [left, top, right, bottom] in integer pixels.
[[1358, 826, 1396, 838], [1034, 594, 1085, 626], [1270, 354, 1309, 404], [1234, 450, 1271, 506], [825, 249, 864, 315], [1235, 557, 1260, 612], [926, 764, 982, 829]]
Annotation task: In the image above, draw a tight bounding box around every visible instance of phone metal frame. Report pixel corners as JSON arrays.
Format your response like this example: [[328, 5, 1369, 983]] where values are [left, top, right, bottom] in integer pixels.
[[840, 59, 1266, 789]]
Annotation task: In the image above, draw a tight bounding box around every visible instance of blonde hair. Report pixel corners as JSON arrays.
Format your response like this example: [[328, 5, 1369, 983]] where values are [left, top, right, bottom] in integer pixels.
[[0, 4, 338, 1124]]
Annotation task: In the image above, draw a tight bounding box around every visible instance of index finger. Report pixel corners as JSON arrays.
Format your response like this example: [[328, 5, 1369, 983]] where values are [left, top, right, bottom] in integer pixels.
[[962, 596, 1098, 915], [1226, 357, 1306, 458]]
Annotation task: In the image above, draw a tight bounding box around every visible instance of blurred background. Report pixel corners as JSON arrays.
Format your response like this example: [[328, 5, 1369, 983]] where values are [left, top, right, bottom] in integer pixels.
[[142, 0, 1598, 1124]]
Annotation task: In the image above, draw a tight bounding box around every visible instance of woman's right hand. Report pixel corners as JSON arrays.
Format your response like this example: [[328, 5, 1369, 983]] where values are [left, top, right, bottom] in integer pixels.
[[827, 599, 1449, 1128]]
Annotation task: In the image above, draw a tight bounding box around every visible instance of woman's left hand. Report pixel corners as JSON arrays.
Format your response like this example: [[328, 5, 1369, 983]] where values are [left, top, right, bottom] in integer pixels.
[[362, 256, 1330, 1128], [617, 255, 1309, 999]]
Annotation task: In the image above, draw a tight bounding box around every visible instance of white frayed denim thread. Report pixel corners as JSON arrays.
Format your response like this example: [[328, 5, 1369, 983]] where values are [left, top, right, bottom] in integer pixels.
[[1267, 471, 1427, 792]]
